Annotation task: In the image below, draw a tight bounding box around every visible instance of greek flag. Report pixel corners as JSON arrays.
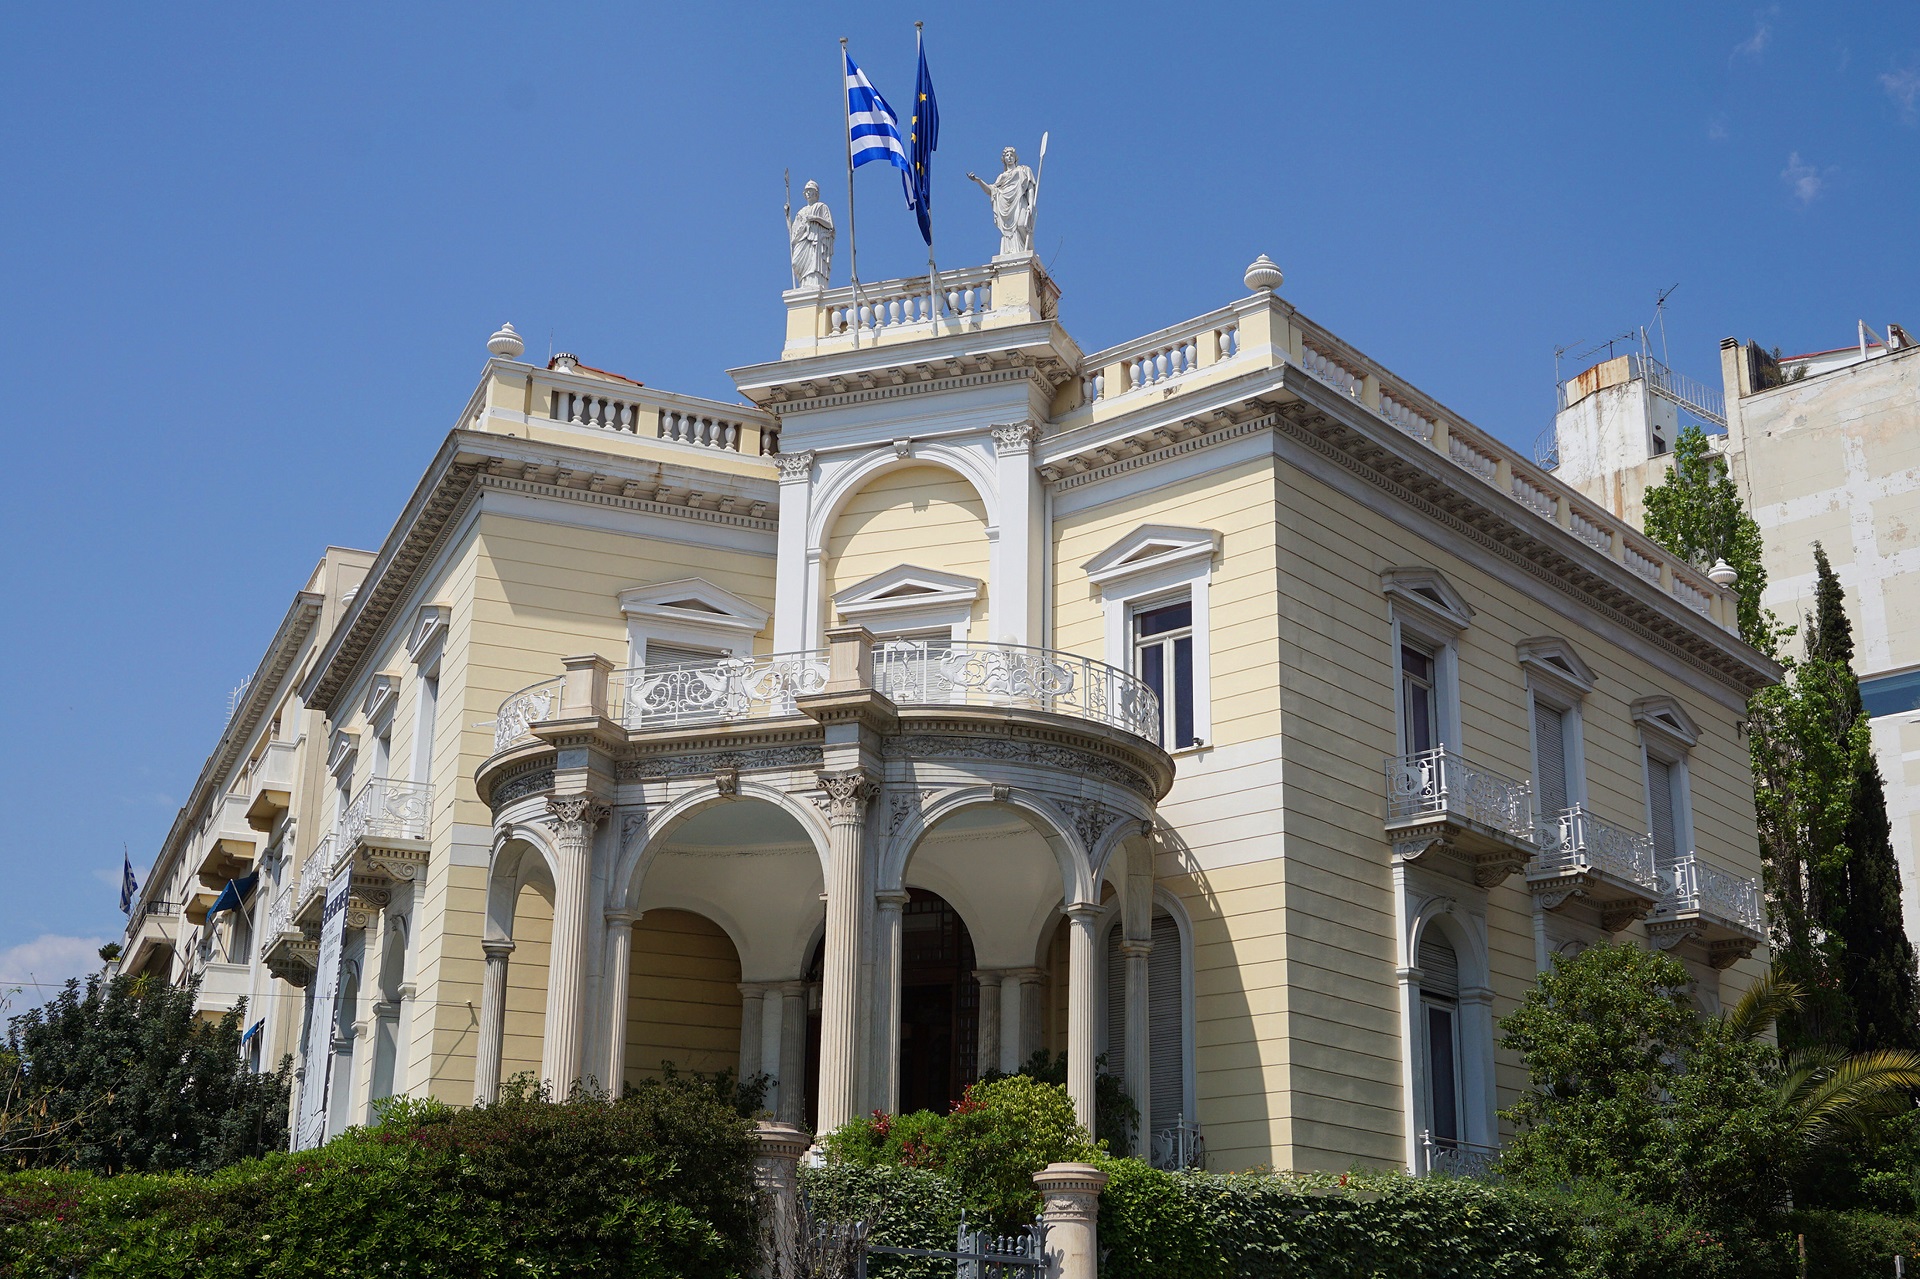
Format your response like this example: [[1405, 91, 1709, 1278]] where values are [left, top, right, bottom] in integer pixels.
[[119, 847, 137, 914], [845, 50, 909, 173]]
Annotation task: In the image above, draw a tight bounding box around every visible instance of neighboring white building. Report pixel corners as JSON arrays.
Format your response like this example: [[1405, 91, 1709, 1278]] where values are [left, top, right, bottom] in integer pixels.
[[1550, 321, 1920, 943]]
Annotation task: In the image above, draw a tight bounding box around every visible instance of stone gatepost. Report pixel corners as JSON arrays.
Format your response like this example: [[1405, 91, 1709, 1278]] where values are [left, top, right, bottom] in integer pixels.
[[752, 1120, 810, 1279], [1033, 1162, 1108, 1279]]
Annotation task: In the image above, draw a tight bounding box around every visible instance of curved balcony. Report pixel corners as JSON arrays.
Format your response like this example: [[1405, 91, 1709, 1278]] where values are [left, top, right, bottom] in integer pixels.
[[1527, 805, 1662, 931]]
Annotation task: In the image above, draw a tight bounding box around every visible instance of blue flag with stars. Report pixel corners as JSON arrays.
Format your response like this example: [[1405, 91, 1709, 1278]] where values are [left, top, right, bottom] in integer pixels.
[[904, 31, 938, 246]]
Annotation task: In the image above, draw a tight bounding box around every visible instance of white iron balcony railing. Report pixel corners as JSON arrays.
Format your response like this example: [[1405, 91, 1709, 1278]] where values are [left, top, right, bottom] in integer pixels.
[[264, 886, 296, 942], [295, 835, 333, 910], [340, 777, 433, 848], [1533, 805, 1660, 893], [622, 651, 831, 729], [1657, 852, 1764, 933], [1384, 747, 1535, 843], [1419, 1132, 1500, 1179], [872, 640, 1162, 741], [495, 676, 564, 752], [1149, 1117, 1206, 1171]]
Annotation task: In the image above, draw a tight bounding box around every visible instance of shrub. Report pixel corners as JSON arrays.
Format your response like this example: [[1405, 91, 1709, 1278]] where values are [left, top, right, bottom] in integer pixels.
[[1793, 1208, 1920, 1274], [798, 1163, 960, 1279], [1095, 1157, 1219, 1279], [984, 1050, 1136, 1155]]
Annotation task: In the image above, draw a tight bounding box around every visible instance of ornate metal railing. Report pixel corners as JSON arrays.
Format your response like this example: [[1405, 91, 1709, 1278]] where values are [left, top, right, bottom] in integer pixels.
[[622, 651, 831, 729], [1150, 1117, 1206, 1171], [1532, 805, 1660, 891], [495, 676, 563, 752], [812, 1211, 1044, 1276], [1657, 852, 1764, 933], [873, 640, 1162, 741], [263, 887, 296, 942], [1419, 1132, 1501, 1179], [295, 836, 333, 909], [1384, 747, 1535, 842], [341, 777, 434, 847]]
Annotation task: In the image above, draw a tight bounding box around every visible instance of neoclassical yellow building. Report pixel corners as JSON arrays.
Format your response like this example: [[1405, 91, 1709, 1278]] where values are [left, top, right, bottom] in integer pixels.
[[126, 246, 1776, 1174]]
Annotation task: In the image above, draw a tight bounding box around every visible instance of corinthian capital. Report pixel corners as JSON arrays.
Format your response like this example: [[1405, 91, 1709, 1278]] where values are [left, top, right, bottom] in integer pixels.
[[544, 794, 609, 831], [814, 769, 877, 820], [775, 449, 817, 483], [990, 419, 1039, 455]]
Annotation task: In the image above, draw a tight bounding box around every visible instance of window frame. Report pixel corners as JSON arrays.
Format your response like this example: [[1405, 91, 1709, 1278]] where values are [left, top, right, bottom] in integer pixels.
[[1086, 527, 1218, 752], [1632, 696, 1699, 870], [1518, 639, 1595, 825], [617, 578, 768, 670], [1381, 568, 1471, 761], [1131, 594, 1198, 750]]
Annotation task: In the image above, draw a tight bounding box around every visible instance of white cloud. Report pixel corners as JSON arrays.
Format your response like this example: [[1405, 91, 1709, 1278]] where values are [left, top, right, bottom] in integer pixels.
[[0, 933, 111, 1003], [1882, 68, 1920, 124], [1781, 152, 1827, 205], [1733, 11, 1775, 60], [1707, 114, 1730, 141]]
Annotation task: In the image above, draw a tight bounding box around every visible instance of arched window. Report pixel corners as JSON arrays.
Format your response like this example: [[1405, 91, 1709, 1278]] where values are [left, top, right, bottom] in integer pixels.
[[1418, 931, 1463, 1147], [1101, 908, 1190, 1148]]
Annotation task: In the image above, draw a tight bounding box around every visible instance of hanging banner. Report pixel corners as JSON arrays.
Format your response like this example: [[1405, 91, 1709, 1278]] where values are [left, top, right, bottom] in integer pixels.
[[296, 865, 353, 1149]]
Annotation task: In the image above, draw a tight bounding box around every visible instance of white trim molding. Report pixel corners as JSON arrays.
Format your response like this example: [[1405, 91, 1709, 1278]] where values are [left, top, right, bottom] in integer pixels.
[[1085, 524, 1219, 749], [405, 605, 451, 664], [831, 563, 982, 639], [1631, 695, 1700, 750], [361, 673, 399, 726], [1084, 525, 1220, 594], [618, 577, 770, 664], [1515, 636, 1597, 698], [1380, 567, 1475, 638]]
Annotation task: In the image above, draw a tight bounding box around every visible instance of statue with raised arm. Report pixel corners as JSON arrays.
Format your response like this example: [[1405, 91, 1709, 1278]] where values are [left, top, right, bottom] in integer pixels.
[[787, 179, 835, 290], [967, 147, 1036, 257]]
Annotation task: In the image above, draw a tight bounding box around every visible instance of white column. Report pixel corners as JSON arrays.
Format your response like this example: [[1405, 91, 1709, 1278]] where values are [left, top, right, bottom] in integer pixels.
[[1001, 967, 1042, 1073], [1121, 939, 1152, 1137], [542, 796, 607, 1095], [779, 982, 809, 1128], [1460, 986, 1497, 1148], [1530, 898, 1551, 973], [990, 421, 1042, 645], [1065, 904, 1100, 1134], [738, 983, 768, 1083], [872, 890, 909, 1112], [601, 910, 635, 1091], [1391, 859, 1421, 1173], [772, 451, 816, 651], [760, 985, 786, 1113], [974, 969, 1004, 1081], [816, 770, 875, 1135], [474, 938, 514, 1105]]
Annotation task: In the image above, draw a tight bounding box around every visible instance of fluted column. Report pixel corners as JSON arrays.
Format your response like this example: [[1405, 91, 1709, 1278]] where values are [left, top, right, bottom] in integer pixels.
[[601, 910, 636, 1091], [974, 969, 1004, 1082], [1065, 904, 1100, 1134], [872, 889, 909, 1112], [1001, 967, 1044, 1073], [779, 981, 809, 1127], [815, 769, 876, 1135], [474, 937, 514, 1105], [1121, 939, 1153, 1139], [738, 983, 768, 1083], [542, 795, 607, 1096]]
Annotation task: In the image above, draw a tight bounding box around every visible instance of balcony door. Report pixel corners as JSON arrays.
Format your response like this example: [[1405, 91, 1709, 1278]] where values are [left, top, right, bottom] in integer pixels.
[[1400, 644, 1440, 756], [1418, 931, 1463, 1147]]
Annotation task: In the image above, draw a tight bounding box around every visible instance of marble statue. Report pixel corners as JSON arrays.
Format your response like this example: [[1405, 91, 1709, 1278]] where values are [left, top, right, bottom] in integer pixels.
[[967, 148, 1036, 257], [787, 180, 835, 290]]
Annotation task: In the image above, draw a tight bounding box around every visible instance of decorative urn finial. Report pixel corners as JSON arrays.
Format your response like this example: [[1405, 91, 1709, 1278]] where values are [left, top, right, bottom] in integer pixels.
[[1707, 558, 1739, 587], [1243, 254, 1284, 295], [487, 323, 525, 359]]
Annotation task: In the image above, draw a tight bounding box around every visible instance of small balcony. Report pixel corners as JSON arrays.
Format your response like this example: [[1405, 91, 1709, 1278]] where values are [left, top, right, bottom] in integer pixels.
[[291, 833, 342, 926], [340, 776, 433, 856], [1383, 748, 1537, 885], [1648, 852, 1765, 968], [1418, 1132, 1501, 1179], [1528, 806, 1663, 932], [260, 886, 317, 985], [243, 739, 300, 832], [193, 960, 252, 1017], [194, 792, 259, 891]]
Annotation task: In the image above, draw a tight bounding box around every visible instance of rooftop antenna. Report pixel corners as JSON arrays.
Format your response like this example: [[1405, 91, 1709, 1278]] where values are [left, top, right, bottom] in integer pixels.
[[1653, 283, 1678, 367], [1554, 340, 1582, 389]]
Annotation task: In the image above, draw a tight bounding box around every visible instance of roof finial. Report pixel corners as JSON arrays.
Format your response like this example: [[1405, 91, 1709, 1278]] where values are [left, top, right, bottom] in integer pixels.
[[1244, 254, 1283, 295], [487, 322, 525, 359]]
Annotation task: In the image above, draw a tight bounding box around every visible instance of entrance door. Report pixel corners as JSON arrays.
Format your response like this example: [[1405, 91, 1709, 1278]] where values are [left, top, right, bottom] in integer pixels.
[[897, 889, 978, 1114]]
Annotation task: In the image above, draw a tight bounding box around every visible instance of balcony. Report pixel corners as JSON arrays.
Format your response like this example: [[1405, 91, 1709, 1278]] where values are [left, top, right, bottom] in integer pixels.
[[494, 643, 1162, 748], [193, 960, 252, 1017], [292, 833, 342, 926], [1527, 806, 1663, 932], [340, 776, 433, 856], [1648, 852, 1765, 968], [1418, 1132, 1501, 1180], [1383, 748, 1537, 885], [260, 886, 318, 985], [243, 739, 300, 832], [194, 792, 259, 890]]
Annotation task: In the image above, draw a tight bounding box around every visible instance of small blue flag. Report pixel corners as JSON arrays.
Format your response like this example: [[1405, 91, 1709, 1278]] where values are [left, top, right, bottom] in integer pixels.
[[845, 50, 909, 174], [904, 30, 938, 246], [120, 847, 137, 914]]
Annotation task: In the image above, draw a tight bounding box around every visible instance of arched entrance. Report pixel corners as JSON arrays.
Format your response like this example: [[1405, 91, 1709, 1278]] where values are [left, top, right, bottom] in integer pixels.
[[898, 888, 979, 1113]]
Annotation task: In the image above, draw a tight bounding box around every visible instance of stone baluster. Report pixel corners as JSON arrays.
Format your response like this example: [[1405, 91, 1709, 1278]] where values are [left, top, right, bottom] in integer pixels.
[[541, 795, 608, 1095], [815, 768, 876, 1135], [1033, 1162, 1109, 1279], [473, 937, 514, 1104], [1064, 904, 1100, 1134]]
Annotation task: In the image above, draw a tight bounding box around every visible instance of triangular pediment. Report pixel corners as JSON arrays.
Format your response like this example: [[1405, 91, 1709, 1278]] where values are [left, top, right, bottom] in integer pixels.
[[1632, 695, 1700, 747], [832, 564, 982, 615], [617, 578, 769, 634], [1381, 567, 1475, 635], [1083, 525, 1220, 590], [1516, 636, 1597, 695]]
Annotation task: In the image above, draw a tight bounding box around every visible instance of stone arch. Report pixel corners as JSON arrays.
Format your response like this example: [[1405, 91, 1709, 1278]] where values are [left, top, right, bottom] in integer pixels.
[[617, 905, 747, 1087], [1408, 897, 1490, 993], [485, 824, 557, 943], [886, 784, 1093, 908], [609, 780, 830, 919], [806, 445, 1000, 551]]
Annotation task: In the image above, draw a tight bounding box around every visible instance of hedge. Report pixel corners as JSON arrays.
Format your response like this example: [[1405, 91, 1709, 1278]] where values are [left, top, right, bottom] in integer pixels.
[[0, 1075, 758, 1279]]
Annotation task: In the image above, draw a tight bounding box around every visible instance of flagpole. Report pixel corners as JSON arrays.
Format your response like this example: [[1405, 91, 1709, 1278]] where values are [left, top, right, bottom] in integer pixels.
[[839, 37, 861, 351]]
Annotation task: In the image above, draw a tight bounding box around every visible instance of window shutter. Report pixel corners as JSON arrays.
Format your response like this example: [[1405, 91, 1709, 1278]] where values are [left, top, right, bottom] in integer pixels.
[[644, 641, 723, 668], [1103, 924, 1125, 1065], [1418, 932, 1460, 1000], [1647, 758, 1677, 866], [1532, 702, 1568, 817], [1148, 912, 1184, 1134]]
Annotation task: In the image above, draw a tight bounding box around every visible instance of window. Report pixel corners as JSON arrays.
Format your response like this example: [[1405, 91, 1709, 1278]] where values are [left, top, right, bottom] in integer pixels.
[[1400, 644, 1440, 755], [1862, 668, 1920, 719], [643, 640, 727, 669], [411, 672, 439, 785], [1646, 756, 1680, 865], [1102, 907, 1192, 1146], [1518, 638, 1594, 826], [618, 579, 767, 669], [1532, 702, 1569, 817], [1418, 931, 1463, 1145], [1632, 696, 1698, 872], [1134, 600, 1196, 749]]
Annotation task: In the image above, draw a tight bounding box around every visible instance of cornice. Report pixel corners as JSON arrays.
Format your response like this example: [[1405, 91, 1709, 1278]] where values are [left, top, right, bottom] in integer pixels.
[[750, 359, 1059, 419]]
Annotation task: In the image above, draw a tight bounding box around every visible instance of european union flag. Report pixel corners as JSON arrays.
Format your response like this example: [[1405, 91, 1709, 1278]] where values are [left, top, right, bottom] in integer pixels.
[[904, 31, 938, 246]]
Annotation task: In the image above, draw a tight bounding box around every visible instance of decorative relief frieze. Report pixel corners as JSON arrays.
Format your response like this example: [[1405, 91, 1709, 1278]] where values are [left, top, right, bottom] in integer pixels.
[[491, 768, 554, 810], [880, 734, 1153, 796], [618, 745, 822, 782]]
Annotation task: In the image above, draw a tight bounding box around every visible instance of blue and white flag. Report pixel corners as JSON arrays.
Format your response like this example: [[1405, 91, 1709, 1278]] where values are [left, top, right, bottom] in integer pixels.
[[845, 50, 909, 174], [119, 846, 137, 914], [904, 30, 938, 246]]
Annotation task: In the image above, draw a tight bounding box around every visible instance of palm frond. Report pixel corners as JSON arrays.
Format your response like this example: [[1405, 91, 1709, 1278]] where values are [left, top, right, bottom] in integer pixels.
[[1724, 970, 1803, 1042], [1783, 1048, 1920, 1146]]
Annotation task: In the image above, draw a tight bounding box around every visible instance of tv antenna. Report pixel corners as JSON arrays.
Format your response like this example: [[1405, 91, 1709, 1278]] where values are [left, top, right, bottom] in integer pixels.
[[1571, 330, 1637, 365], [1652, 283, 1678, 367]]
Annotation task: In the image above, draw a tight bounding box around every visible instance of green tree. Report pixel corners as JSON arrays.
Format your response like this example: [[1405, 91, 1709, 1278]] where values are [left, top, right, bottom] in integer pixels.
[[6, 971, 289, 1174], [1641, 423, 1779, 654]]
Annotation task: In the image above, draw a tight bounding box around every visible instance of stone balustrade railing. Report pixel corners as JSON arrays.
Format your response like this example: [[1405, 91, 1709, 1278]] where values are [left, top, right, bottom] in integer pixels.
[[1656, 852, 1764, 933], [819, 264, 998, 339], [1079, 309, 1243, 406], [1532, 804, 1660, 892], [872, 640, 1162, 741], [1384, 747, 1535, 843]]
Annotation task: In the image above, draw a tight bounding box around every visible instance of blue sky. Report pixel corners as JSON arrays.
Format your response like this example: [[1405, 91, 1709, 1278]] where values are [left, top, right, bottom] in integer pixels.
[[0, 3, 1914, 1003]]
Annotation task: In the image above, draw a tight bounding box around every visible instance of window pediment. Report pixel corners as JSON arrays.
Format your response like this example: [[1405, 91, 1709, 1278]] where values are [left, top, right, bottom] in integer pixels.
[[1084, 525, 1220, 595], [1516, 637, 1597, 696], [1632, 696, 1699, 748], [832, 564, 982, 621], [617, 578, 768, 636], [1382, 567, 1475, 636], [327, 730, 358, 780], [406, 604, 450, 662], [361, 674, 399, 724]]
